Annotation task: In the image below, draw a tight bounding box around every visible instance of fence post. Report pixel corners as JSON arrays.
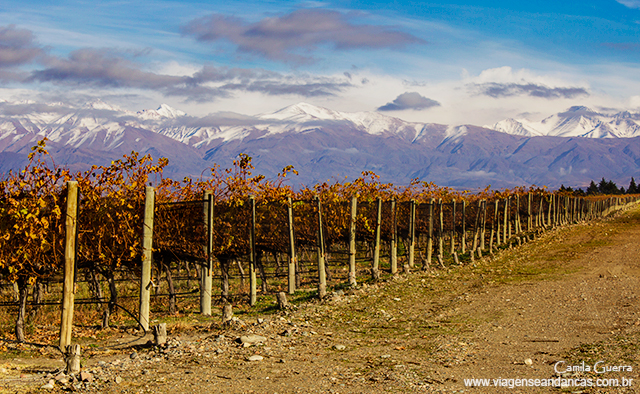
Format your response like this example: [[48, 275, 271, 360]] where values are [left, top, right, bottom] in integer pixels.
[[461, 200, 466, 254], [249, 196, 257, 306], [516, 195, 521, 234], [136, 186, 155, 332], [527, 193, 532, 231], [503, 198, 508, 243], [372, 197, 382, 281], [490, 199, 497, 251], [348, 196, 358, 286], [480, 200, 487, 250], [316, 196, 327, 299], [450, 200, 456, 255], [507, 196, 512, 238], [287, 197, 297, 295], [390, 199, 398, 275], [438, 199, 444, 258], [59, 181, 78, 350], [426, 199, 434, 268], [200, 192, 213, 315], [408, 199, 416, 269]]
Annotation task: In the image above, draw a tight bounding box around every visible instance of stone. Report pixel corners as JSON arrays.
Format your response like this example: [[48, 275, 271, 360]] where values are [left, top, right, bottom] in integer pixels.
[[130, 351, 138, 359], [114, 376, 123, 384], [79, 371, 93, 382], [247, 355, 264, 362], [333, 345, 346, 351], [41, 380, 55, 389], [239, 334, 267, 345], [525, 358, 533, 366]]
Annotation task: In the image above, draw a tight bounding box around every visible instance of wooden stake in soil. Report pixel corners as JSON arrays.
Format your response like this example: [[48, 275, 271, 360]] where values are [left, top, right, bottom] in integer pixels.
[[249, 196, 257, 306], [461, 200, 466, 254], [489, 199, 497, 251], [201, 191, 213, 315], [426, 199, 434, 269], [390, 199, 398, 275], [153, 323, 167, 346], [316, 197, 327, 299], [438, 199, 444, 258], [472, 199, 481, 252], [287, 197, 297, 294], [276, 292, 289, 310], [480, 200, 487, 251], [348, 196, 358, 286], [64, 344, 81, 374], [408, 199, 416, 269], [60, 181, 79, 349], [450, 200, 456, 255], [372, 197, 382, 281], [527, 193, 532, 231], [222, 304, 233, 324], [502, 198, 508, 243]]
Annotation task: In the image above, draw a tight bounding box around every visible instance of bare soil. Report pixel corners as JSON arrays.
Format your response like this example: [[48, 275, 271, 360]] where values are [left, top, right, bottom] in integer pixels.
[[2, 206, 640, 393]]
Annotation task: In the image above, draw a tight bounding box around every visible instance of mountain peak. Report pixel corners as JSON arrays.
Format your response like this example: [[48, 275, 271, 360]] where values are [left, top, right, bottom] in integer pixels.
[[266, 102, 338, 121], [137, 104, 186, 120], [83, 99, 120, 111], [156, 104, 186, 118], [559, 106, 598, 117]]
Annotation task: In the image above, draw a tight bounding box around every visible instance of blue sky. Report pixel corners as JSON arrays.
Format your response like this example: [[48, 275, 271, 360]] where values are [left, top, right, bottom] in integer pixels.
[[1, 0, 640, 125]]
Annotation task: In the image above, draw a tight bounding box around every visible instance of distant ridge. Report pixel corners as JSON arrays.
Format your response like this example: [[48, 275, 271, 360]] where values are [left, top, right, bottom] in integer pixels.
[[0, 100, 639, 188]]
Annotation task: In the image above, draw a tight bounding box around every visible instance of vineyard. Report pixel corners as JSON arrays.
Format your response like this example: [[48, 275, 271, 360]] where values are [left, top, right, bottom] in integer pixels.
[[0, 140, 638, 353]]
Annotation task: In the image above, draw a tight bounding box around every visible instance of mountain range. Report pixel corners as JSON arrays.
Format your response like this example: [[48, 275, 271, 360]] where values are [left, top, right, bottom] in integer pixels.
[[0, 99, 639, 189]]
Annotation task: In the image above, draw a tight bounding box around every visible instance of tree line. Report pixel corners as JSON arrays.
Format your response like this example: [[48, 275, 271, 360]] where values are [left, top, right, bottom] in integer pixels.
[[559, 177, 639, 196]]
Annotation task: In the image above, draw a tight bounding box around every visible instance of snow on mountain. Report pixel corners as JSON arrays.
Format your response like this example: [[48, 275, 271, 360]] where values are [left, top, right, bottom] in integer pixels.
[[137, 103, 186, 120], [489, 106, 640, 138], [254, 102, 424, 138]]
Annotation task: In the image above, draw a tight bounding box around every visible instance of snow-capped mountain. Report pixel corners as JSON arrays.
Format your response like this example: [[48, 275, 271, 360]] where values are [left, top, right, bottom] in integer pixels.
[[0, 99, 640, 188], [489, 106, 640, 138]]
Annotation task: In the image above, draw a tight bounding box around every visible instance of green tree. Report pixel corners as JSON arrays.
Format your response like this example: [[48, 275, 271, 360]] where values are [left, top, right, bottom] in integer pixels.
[[628, 177, 637, 194]]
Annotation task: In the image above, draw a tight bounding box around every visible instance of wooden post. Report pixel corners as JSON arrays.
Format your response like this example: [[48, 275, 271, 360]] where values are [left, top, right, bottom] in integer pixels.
[[348, 196, 357, 286], [450, 200, 456, 255], [515, 194, 521, 234], [480, 200, 487, 250], [372, 197, 382, 281], [547, 194, 553, 227], [138, 186, 155, 331], [490, 199, 497, 250], [408, 199, 416, 269], [438, 199, 444, 257], [426, 199, 434, 268], [461, 200, 466, 254], [200, 192, 213, 315], [249, 196, 257, 306], [64, 344, 81, 374], [502, 198, 508, 243], [316, 197, 326, 299], [390, 199, 398, 275], [507, 197, 512, 238], [527, 193, 532, 231], [472, 199, 481, 252], [287, 197, 297, 294], [60, 181, 78, 350], [153, 323, 167, 346]]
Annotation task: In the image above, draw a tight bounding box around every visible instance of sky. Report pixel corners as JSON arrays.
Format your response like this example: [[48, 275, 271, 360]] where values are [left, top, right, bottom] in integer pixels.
[[1, 0, 640, 126]]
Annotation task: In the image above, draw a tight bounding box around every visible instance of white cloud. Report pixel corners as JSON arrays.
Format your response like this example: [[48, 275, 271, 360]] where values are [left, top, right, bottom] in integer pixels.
[[616, 0, 640, 9]]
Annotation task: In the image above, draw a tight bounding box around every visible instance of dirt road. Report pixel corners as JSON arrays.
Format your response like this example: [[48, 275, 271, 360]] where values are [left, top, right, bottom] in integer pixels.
[[2, 206, 640, 393]]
